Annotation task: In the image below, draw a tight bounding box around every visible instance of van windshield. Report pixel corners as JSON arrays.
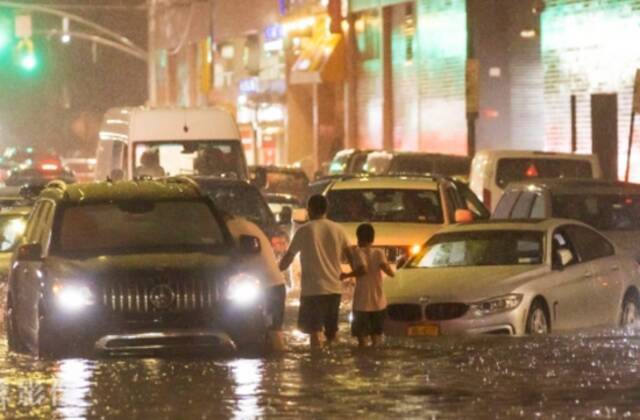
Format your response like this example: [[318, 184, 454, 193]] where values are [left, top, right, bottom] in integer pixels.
[[133, 141, 247, 180], [496, 158, 593, 188]]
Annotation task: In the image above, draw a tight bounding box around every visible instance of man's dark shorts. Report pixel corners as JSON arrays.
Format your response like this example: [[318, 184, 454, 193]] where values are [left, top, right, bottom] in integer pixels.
[[266, 284, 287, 331], [298, 294, 341, 340], [351, 310, 386, 337]]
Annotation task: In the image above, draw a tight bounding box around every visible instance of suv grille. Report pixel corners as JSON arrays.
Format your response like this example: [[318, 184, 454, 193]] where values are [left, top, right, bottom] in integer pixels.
[[102, 278, 217, 313], [424, 303, 468, 321], [387, 304, 422, 322]]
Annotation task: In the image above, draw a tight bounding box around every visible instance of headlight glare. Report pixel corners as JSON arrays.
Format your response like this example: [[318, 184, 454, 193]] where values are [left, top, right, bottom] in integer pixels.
[[53, 282, 94, 312], [470, 294, 523, 317], [226, 274, 261, 306]]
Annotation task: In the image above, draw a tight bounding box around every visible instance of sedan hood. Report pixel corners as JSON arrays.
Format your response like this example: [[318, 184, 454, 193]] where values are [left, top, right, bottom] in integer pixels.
[[338, 222, 443, 247], [385, 265, 548, 303]]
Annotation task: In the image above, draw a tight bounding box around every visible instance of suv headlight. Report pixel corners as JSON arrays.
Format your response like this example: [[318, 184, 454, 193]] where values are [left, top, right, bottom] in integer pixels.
[[226, 274, 261, 306], [52, 282, 94, 312], [470, 294, 523, 317]]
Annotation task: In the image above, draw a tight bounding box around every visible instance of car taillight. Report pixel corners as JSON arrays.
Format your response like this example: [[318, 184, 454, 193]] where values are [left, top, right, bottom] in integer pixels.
[[482, 188, 492, 209], [270, 235, 288, 254], [40, 163, 60, 172]]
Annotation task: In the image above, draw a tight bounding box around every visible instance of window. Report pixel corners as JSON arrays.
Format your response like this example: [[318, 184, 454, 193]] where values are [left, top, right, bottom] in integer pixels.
[[493, 191, 521, 219], [552, 229, 578, 267], [327, 188, 443, 223], [410, 230, 544, 268], [530, 194, 546, 218], [355, 10, 381, 61], [496, 158, 593, 188], [455, 182, 490, 220], [511, 192, 536, 218], [53, 201, 226, 256], [552, 193, 640, 231], [565, 225, 615, 262]]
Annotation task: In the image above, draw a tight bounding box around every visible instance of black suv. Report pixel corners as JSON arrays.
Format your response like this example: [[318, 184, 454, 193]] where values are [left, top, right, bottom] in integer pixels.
[[5, 178, 268, 357]]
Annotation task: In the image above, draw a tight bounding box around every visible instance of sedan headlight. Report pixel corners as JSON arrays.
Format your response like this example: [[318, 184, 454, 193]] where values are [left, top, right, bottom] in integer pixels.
[[226, 274, 261, 306], [470, 294, 523, 317], [52, 282, 94, 312]]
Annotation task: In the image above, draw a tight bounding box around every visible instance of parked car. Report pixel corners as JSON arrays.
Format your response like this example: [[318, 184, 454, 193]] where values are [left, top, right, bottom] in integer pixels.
[[0, 206, 30, 282], [6, 178, 269, 357], [316, 176, 489, 263], [365, 151, 471, 180], [62, 157, 96, 183], [384, 219, 640, 337], [250, 165, 309, 203], [4, 154, 75, 187], [190, 177, 290, 257], [493, 179, 640, 262], [469, 150, 602, 211]]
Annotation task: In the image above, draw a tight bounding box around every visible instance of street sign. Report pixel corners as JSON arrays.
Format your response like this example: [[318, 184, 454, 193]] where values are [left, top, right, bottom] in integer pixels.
[[14, 14, 31, 38], [634, 69, 640, 114]]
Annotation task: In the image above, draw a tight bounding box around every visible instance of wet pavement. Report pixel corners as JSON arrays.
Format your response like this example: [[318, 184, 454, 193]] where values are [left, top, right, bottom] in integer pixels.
[[2, 301, 640, 418]]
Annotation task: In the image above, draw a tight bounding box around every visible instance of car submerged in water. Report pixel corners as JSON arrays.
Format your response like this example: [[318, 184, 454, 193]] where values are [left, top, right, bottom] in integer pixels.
[[5, 178, 269, 358], [384, 219, 640, 337]]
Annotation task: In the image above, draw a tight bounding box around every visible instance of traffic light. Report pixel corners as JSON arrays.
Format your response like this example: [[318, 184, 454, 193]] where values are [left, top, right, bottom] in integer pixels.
[[16, 38, 38, 72]]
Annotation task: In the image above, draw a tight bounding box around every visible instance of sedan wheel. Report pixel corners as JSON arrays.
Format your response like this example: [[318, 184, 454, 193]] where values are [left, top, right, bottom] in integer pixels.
[[526, 302, 549, 335], [621, 295, 639, 328]]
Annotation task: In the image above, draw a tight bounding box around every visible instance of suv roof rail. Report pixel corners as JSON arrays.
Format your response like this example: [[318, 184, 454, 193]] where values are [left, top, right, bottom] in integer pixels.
[[165, 176, 203, 194], [46, 180, 68, 191]]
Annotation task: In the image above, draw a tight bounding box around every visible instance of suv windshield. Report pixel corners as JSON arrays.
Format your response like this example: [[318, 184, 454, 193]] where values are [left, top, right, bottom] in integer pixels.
[[496, 158, 593, 188], [133, 141, 246, 180], [552, 193, 640, 231], [327, 189, 443, 223], [54, 200, 226, 256], [410, 230, 544, 268]]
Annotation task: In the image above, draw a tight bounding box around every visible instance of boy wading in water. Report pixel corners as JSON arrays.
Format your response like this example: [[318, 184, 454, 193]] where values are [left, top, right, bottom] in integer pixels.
[[342, 223, 395, 348]]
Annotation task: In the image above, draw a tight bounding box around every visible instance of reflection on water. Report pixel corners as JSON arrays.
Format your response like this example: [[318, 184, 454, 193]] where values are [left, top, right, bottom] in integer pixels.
[[2, 328, 640, 417], [229, 359, 263, 419], [54, 359, 92, 419]]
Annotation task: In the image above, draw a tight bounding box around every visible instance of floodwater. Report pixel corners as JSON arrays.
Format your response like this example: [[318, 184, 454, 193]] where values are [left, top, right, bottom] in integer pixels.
[[2, 305, 640, 418]]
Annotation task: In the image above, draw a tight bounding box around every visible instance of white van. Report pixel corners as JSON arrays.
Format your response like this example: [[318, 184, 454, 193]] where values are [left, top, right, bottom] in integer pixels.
[[469, 150, 602, 211], [96, 107, 248, 181]]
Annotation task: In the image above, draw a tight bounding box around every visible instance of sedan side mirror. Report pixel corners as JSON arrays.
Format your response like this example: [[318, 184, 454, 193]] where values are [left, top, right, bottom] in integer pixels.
[[17, 243, 43, 262], [238, 235, 261, 255]]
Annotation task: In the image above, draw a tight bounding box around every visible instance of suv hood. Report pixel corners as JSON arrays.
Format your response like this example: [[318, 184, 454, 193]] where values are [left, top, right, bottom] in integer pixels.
[[338, 222, 444, 247], [385, 265, 548, 303], [45, 253, 234, 282]]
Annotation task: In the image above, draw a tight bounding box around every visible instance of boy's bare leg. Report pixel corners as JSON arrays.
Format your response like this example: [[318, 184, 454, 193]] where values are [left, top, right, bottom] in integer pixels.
[[371, 334, 384, 347], [310, 332, 325, 349], [357, 336, 368, 348]]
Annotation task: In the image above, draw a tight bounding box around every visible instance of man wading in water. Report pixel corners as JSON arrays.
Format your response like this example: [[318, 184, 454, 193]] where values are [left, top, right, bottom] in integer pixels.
[[279, 195, 361, 349]]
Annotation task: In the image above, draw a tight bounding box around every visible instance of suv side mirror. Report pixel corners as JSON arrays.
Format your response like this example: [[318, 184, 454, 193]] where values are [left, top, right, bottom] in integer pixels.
[[17, 243, 43, 262], [238, 235, 261, 255], [278, 206, 293, 225]]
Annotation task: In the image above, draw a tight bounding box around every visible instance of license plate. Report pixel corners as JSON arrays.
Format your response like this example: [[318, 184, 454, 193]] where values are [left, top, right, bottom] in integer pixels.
[[407, 324, 440, 337]]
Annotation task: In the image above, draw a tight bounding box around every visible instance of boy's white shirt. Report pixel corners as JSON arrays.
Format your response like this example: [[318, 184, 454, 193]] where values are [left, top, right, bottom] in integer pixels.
[[352, 246, 388, 312]]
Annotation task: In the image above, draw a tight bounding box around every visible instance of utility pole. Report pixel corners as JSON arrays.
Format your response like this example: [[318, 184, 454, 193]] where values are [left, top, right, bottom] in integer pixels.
[[147, 0, 157, 106]]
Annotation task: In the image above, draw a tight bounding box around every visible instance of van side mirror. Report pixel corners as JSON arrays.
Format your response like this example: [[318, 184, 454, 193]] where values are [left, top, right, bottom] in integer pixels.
[[17, 243, 43, 262], [109, 169, 124, 181], [252, 167, 267, 189], [238, 235, 261, 255], [455, 209, 474, 223]]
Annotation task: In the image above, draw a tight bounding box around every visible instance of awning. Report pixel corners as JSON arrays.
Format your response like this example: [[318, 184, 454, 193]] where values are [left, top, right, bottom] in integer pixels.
[[289, 33, 345, 85]]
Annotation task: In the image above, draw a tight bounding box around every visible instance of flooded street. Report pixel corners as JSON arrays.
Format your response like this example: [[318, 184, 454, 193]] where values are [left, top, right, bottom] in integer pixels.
[[2, 303, 640, 418]]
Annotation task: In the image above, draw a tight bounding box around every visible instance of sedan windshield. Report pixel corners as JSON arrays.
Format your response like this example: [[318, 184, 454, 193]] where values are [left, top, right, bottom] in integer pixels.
[[54, 201, 226, 256], [410, 230, 544, 268], [327, 189, 443, 223], [552, 194, 640, 231]]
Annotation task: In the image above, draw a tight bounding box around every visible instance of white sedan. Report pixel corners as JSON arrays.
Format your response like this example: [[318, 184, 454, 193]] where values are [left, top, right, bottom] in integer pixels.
[[384, 219, 640, 336]]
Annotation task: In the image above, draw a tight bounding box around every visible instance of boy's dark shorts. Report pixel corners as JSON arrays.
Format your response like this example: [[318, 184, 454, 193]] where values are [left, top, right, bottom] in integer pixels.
[[298, 294, 341, 340], [266, 284, 286, 331], [351, 310, 386, 337]]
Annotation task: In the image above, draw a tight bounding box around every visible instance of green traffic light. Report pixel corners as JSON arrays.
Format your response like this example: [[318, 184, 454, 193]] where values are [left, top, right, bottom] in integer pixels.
[[0, 14, 12, 54], [20, 52, 37, 71]]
